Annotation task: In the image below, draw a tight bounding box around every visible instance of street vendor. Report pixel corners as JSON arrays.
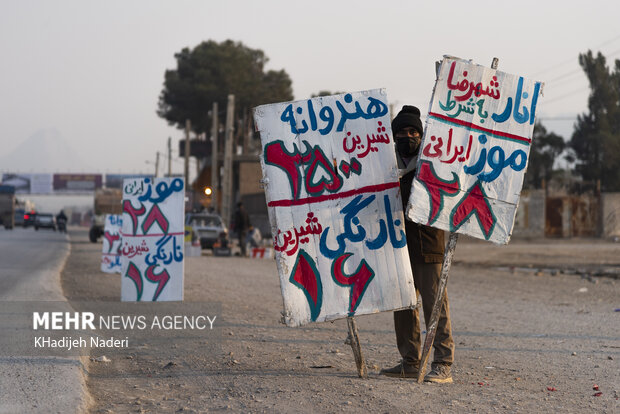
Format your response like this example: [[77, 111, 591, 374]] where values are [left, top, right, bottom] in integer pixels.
[[380, 105, 455, 383]]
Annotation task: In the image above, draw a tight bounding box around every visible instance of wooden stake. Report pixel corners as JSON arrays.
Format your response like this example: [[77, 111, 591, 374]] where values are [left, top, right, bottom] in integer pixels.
[[345, 316, 367, 378], [416, 232, 459, 383]]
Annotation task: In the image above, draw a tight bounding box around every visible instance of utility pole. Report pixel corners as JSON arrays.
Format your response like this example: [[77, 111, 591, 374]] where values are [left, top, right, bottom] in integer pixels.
[[167, 137, 172, 177], [221, 94, 235, 227], [154, 151, 160, 177], [242, 111, 251, 154], [184, 119, 191, 190], [211, 102, 219, 211]]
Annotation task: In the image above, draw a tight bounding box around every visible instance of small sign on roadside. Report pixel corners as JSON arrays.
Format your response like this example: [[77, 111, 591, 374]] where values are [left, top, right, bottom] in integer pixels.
[[120, 177, 185, 301], [101, 214, 122, 274]]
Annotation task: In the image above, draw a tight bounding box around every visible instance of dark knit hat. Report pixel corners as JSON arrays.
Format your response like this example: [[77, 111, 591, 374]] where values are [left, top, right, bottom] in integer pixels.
[[391, 105, 423, 136]]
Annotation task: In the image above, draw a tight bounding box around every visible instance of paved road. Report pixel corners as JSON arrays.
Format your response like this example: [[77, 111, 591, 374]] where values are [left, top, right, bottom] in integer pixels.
[[0, 227, 89, 413], [0, 227, 68, 300]]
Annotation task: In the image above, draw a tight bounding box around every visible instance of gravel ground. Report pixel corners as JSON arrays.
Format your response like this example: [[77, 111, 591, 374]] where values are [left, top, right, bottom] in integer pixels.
[[61, 228, 620, 413]]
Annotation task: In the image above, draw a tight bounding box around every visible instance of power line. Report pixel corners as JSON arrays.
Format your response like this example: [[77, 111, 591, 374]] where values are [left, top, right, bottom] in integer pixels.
[[544, 86, 590, 105], [532, 33, 620, 77], [544, 47, 620, 86], [538, 116, 577, 121]]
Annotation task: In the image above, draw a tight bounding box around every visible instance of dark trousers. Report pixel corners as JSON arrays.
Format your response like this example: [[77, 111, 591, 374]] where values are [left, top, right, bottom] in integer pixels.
[[394, 262, 454, 366], [237, 231, 247, 256]]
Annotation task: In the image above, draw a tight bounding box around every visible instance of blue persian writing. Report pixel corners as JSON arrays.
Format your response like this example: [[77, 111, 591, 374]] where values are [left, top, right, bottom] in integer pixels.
[[107, 214, 123, 226], [463, 135, 527, 182], [440, 91, 489, 123], [105, 255, 122, 271], [138, 178, 184, 203], [145, 235, 183, 266], [491, 77, 541, 125], [319, 194, 406, 259], [280, 94, 389, 136]]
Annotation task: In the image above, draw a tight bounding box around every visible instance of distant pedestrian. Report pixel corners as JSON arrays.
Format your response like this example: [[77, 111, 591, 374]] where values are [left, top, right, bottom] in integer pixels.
[[233, 202, 250, 256], [246, 226, 262, 248]]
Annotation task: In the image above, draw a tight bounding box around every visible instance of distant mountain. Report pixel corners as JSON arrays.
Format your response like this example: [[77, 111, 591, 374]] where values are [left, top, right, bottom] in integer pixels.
[[0, 129, 88, 173]]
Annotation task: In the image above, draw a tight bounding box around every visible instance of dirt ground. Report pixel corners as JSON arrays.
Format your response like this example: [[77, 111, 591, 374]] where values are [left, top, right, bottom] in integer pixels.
[[61, 229, 620, 413]]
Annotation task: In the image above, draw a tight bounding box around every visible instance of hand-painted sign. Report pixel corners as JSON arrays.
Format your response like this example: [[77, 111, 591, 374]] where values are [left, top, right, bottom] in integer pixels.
[[120, 177, 185, 301], [101, 214, 123, 273], [406, 57, 543, 244], [254, 89, 416, 327]]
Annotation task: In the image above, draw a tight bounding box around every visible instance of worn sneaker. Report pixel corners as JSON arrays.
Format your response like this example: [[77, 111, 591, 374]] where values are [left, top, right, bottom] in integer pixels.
[[379, 362, 419, 378], [424, 362, 453, 383]]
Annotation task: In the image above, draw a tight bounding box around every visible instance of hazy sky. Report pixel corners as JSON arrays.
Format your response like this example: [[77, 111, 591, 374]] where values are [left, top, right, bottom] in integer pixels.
[[1, 0, 619, 175]]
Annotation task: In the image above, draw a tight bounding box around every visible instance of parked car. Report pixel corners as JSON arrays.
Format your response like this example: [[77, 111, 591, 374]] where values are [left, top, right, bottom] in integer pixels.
[[34, 213, 56, 231], [23, 210, 37, 228], [14, 209, 25, 227], [185, 213, 227, 249]]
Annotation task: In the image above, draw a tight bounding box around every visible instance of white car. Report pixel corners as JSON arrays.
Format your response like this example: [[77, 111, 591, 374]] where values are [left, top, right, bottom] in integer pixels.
[[185, 213, 227, 249]]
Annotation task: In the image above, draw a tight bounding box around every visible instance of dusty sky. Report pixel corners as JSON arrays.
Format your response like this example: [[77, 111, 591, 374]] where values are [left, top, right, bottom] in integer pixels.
[[1, 0, 619, 175]]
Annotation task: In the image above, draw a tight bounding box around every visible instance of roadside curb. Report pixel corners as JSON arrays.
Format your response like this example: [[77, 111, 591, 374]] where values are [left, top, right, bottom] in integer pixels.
[[59, 231, 94, 413]]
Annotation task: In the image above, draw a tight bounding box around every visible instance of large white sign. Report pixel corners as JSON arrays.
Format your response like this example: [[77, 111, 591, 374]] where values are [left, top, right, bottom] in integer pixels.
[[101, 214, 122, 273], [407, 57, 543, 244], [254, 89, 416, 327], [120, 177, 185, 301], [0, 173, 53, 194]]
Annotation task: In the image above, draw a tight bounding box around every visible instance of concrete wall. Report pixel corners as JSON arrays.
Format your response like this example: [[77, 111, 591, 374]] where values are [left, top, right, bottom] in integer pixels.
[[239, 163, 263, 195], [601, 192, 620, 238], [512, 189, 545, 238]]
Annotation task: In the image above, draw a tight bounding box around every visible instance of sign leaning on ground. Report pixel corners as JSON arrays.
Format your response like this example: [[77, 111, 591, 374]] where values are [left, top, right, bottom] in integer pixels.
[[254, 89, 416, 327], [120, 177, 185, 301], [407, 57, 543, 244], [101, 214, 123, 274]]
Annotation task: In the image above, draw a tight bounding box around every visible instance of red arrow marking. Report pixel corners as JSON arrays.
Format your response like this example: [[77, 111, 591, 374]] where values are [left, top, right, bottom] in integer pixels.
[[145, 265, 170, 301], [451, 181, 495, 239], [103, 231, 120, 253], [289, 250, 323, 321], [142, 204, 169, 234], [331, 253, 375, 315], [123, 200, 146, 235], [125, 262, 143, 301], [418, 161, 460, 225]]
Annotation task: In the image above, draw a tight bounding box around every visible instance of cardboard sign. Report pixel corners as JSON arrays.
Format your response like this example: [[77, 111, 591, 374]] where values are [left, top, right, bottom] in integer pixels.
[[120, 177, 185, 301], [254, 89, 416, 327], [406, 57, 543, 244], [101, 214, 123, 273]]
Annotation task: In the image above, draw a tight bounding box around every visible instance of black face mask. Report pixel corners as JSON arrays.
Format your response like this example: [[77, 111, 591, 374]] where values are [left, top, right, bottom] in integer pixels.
[[396, 136, 421, 157]]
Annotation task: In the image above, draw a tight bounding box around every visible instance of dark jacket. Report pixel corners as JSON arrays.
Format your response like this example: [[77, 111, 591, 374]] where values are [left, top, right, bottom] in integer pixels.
[[234, 207, 250, 233], [400, 168, 445, 263]]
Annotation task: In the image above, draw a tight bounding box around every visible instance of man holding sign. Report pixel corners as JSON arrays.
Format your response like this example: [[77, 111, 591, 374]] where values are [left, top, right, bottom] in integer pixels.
[[380, 106, 455, 383]]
